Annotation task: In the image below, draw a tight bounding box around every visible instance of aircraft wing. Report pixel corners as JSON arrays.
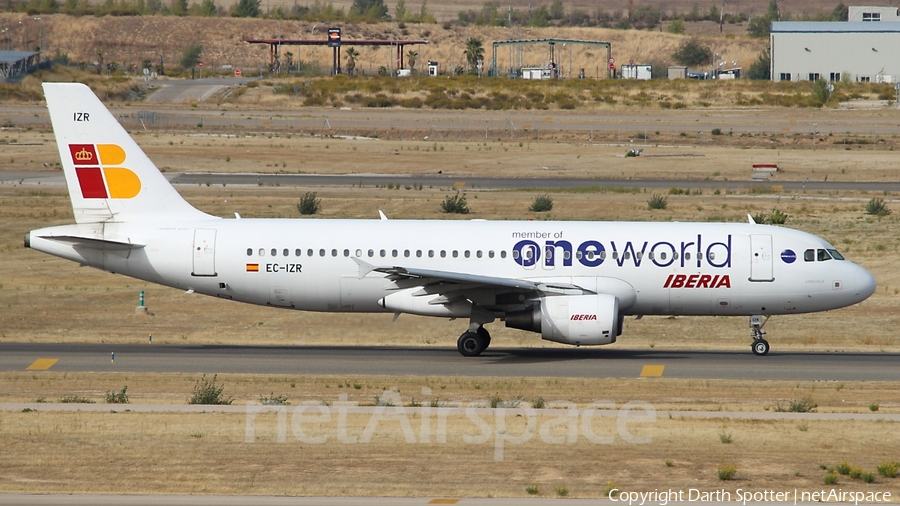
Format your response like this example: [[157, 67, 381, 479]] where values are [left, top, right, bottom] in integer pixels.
[[353, 258, 592, 297]]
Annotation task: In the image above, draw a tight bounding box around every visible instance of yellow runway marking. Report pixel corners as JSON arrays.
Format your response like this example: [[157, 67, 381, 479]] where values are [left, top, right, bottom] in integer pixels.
[[428, 500, 460, 505], [26, 358, 59, 370], [640, 365, 665, 377]]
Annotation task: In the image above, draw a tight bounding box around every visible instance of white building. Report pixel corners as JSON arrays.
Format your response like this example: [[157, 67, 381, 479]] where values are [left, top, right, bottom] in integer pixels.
[[848, 6, 900, 22], [770, 20, 900, 83]]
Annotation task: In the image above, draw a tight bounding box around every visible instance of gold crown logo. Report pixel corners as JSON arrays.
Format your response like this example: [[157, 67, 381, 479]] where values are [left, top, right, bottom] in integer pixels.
[[74, 148, 93, 162]]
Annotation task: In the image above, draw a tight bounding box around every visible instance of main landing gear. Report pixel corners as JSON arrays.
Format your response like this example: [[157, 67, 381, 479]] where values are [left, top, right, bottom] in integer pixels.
[[750, 314, 770, 356], [457, 326, 491, 357]]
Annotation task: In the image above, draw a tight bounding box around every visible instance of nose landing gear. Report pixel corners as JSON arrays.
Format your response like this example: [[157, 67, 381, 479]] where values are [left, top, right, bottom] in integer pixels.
[[750, 314, 770, 356]]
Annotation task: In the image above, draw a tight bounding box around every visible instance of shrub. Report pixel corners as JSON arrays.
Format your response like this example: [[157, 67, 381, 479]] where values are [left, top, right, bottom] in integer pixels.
[[869, 403, 879, 411], [648, 194, 668, 210], [259, 393, 289, 405], [105, 386, 129, 404], [877, 461, 899, 478], [861, 471, 876, 483], [58, 395, 95, 403], [824, 472, 839, 485], [672, 38, 712, 66], [755, 209, 789, 225], [719, 431, 733, 444], [189, 374, 232, 405], [711, 128, 722, 136], [297, 192, 321, 215], [774, 396, 817, 412], [835, 461, 853, 475], [717, 464, 737, 480], [529, 194, 553, 212], [526, 483, 540, 495], [555, 485, 569, 497], [865, 198, 891, 217], [440, 192, 470, 214], [532, 396, 545, 409]]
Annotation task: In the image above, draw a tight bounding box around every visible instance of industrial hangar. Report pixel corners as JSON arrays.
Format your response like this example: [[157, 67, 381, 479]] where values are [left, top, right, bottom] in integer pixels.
[[771, 7, 900, 83]]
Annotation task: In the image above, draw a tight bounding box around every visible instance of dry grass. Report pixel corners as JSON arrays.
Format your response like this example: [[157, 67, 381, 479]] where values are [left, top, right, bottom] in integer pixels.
[[1, 407, 899, 496]]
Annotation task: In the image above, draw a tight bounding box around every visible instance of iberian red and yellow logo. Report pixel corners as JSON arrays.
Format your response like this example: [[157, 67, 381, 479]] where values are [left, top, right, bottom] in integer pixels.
[[69, 144, 140, 199]]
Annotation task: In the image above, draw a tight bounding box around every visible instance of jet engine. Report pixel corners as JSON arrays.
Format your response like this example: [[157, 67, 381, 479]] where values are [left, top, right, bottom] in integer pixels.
[[505, 294, 620, 346]]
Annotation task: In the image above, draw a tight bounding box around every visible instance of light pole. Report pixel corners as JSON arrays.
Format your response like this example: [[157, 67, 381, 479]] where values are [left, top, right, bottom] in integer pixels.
[[33, 17, 44, 61], [310, 24, 318, 75]]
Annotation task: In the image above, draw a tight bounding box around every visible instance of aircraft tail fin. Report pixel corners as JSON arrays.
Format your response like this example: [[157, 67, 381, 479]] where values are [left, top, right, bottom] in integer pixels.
[[43, 82, 210, 224]]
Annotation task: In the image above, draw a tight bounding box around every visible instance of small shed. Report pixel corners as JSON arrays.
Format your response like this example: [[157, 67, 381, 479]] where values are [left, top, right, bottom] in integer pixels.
[[621, 64, 651, 80], [668, 66, 687, 79]]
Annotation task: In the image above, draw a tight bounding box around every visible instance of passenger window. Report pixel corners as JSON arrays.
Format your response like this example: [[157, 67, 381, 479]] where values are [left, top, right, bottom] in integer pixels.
[[586, 251, 595, 260], [709, 252, 715, 260], [259, 248, 265, 257], [817, 249, 832, 261], [440, 250, 446, 258], [428, 250, 434, 258], [307, 249, 313, 257], [404, 250, 410, 257], [612, 252, 618, 260], [563, 251, 570, 260], [416, 250, 422, 258], [246, 248, 253, 256], [282, 249, 289, 257], [380, 249, 386, 257], [488, 251, 494, 258], [343, 249, 350, 257], [477, 251, 482, 258], [624, 252, 631, 260], [356, 249, 362, 257], [648, 252, 654, 260], [368, 249, 374, 257], [392, 250, 398, 258], [295, 249, 301, 257], [684, 252, 691, 260], [271, 249, 277, 257], [828, 249, 845, 260], [512, 250, 520, 260], [599, 251, 606, 260], [331, 249, 338, 257], [673, 252, 679, 260], [319, 249, 325, 257], [660, 252, 667, 260], [576, 251, 583, 260], [500, 251, 507, 258], [545, 247, 553, 259], [453, 250, 459, 258]]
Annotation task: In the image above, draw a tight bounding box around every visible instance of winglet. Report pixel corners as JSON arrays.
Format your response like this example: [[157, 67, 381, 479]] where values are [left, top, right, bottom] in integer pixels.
[[747, 214, 756, 224], [378, 210, 388, 220]]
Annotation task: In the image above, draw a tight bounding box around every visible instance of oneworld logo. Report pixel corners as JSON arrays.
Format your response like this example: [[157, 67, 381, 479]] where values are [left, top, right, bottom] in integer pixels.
[[68, 143, 140, 199], [781, 249, 797, 264], [511, 234, 732, 270]]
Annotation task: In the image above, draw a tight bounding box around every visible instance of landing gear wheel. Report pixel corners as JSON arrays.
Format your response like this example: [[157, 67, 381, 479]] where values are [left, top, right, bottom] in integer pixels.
[[458, 330, 488, 357], [476, 326, 491, 351], [752, 339, 770, 356]]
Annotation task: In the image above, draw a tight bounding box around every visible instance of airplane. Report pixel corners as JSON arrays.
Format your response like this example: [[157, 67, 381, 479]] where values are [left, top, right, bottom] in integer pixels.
[[26, 83, 876, 357]]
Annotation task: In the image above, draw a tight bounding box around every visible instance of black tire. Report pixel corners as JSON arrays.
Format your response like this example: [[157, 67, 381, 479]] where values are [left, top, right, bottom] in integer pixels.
[[476, 326, 491, 351], [752, 339, 770, 356], [458, 331, 485, 357]]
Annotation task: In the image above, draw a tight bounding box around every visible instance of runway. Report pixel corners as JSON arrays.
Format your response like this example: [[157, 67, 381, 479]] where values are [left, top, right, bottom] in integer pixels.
[[5, 171, 900, 193], [3, 343, 898, 381]]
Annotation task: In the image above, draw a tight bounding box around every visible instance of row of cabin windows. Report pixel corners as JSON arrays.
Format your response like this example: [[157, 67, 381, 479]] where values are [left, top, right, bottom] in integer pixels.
[[248, 247, 509, 259], [805, 248, 845, 262], [246, 247, 714, 262]]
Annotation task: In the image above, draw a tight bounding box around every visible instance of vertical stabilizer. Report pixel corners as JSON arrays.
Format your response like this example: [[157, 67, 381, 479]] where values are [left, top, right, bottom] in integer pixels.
[[43, 82, 211, 223]]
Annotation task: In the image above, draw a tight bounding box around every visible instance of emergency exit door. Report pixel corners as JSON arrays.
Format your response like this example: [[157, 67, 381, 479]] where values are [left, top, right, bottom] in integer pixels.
[[192, 229, 217, 277], [749, 234, 773, 282]]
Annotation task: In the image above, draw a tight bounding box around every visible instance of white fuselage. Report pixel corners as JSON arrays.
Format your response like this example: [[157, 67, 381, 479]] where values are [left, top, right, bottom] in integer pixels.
[[28, 217, 875, 318]]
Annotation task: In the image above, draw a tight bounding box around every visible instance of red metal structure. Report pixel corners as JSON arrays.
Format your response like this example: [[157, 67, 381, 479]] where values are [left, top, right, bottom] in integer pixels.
[[245, 38, 429, 75]]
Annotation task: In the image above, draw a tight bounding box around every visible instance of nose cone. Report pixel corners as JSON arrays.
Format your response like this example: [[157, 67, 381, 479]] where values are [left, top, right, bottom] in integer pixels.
[[854, 265, 877, 302]]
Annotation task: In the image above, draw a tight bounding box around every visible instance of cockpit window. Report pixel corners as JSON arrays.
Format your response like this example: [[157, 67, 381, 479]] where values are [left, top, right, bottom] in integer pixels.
[[828, 249, 845, 260], [817, 249, 832, 261]]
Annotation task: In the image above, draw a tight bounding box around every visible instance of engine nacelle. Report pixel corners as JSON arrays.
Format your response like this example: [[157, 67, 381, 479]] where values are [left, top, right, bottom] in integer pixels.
[[505, 294, 620, 346]]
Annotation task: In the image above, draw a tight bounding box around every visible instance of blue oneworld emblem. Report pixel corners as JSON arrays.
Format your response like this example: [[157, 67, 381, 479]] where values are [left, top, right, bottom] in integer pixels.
[[781, 249, 797, 263]]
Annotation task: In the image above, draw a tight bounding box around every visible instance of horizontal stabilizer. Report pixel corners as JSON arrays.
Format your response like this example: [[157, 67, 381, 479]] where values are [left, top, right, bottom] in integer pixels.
[[38, 235, 145, 251]]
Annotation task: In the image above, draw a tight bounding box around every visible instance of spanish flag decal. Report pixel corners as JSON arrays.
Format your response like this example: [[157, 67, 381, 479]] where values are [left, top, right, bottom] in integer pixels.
[[69, 143, 140, 199], [246, 264, 259, 272]]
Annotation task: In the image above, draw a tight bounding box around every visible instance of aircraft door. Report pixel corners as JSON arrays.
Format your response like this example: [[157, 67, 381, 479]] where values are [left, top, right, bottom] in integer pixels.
[[192, 229, 217, 277], [749, 234, 774, 282]]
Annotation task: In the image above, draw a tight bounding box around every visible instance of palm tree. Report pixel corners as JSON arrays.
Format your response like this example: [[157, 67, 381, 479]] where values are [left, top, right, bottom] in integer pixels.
[[464, 37, 484, 74], [285, 51, 294, 73], [345, 48, 360, 75], [406, 50, 418, 74]]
